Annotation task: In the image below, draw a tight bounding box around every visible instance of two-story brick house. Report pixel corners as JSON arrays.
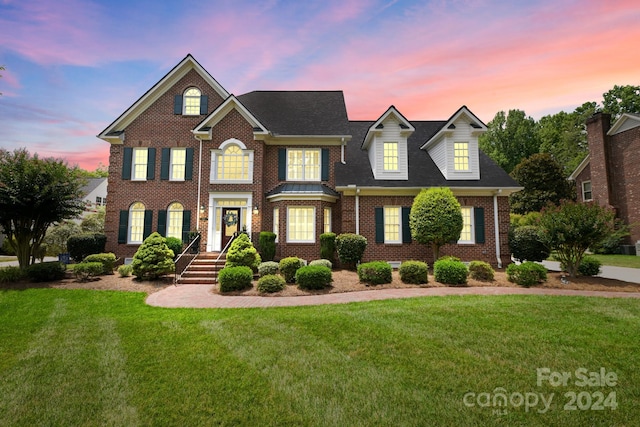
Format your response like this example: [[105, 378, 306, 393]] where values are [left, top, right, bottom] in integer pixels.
[[99, 54, 521, 267]]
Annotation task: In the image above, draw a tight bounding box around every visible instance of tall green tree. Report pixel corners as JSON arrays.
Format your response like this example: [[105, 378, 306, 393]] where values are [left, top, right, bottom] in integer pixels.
[[602, 84, 640, 121], [479, 109, 540, 174], [409, 187, 463, 261], [0, 149, 85, 269], [509, 153, 576, 214]]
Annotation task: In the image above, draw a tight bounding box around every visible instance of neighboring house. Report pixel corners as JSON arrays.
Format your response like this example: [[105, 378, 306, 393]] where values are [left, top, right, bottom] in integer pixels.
[[98, 54, 520, 267], [569, 112, 640, 246], [80, 178, 108, 216]]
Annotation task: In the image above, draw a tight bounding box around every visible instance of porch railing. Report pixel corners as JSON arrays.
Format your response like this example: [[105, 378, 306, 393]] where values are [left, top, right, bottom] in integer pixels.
[[174, 234, 201, 284]]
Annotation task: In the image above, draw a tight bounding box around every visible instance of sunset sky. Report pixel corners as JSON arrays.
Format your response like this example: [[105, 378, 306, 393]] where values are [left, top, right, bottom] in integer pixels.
[[1, 0, 639, 170]]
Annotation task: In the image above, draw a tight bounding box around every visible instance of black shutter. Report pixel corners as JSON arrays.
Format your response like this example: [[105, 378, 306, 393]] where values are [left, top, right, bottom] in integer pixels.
[[143, 210, 153, 240], [321, 148, 329, 181], [278, 148, 286, 181], [182, 210, 191, 243], [200, 95, 208, 115], [375, 207, 384, 243], [474, 207, 485, 244], [185, 148, 194, 180], [122, 147, 132, 180], [147, 148, 156, 180], [160, 148, 170, 180], [402, 207, 412, 243], [157, 210, 167, 237], [174, 95, 182, 114], [118, 210, 128, 243]]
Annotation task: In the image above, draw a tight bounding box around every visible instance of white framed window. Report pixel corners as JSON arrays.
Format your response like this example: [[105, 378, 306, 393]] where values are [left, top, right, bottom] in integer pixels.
[[287, 149, 320, 181], [458, 207, 474, 243], [582, 181, 593, 201], [183, 88, 201, 115], [273, 207, 279, 243], [287, 207, 316, 243], [129, 202, 145, 244], [170, 148, 186, 181], [384, 206, 401, 243], [210, 141, 253, 183], [454, 142, 469, 171], [132, 147, 148, 180], [167, 202, 184, 240], [323, 207, 332, 233], [383, 142, 398, 171]]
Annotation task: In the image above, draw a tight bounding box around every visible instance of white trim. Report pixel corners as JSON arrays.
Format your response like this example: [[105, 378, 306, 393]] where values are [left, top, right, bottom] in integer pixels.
[[286, 148, 321, 181], [421, 106, 487, 150], [568, 155, 589, 180], [457, 206, 475, 244], [193, 95, 267, 137], [209, 142, 254, 184], [131, 147, 148, 181], [582, 180, 593, 201], [206, 192, 253, 252], [383, 206, 402, 244], [608, 113, 640, 135], [363, 106, 414, 149], [273, 207, 279, 243], [182, 87, 201, 116], [286, 206, 316, 243], [266, 193, 338, 203], [323, 207, 332, 234], [169, 147, 186, 181]]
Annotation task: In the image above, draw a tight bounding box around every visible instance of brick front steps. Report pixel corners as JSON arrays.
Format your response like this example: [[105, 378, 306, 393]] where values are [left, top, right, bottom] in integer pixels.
[[176, 252, 226, 285]]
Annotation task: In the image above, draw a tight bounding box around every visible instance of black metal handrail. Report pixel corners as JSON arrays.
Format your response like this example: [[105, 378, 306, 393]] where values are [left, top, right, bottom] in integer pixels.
[[174, 234, 201, 284]]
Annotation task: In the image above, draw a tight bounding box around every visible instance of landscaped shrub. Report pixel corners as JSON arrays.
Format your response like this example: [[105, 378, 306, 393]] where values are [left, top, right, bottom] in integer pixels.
[[591, 219, 630, 254], [399, 260, 428, 284], [258, 232, 277, 262], [468, 261, 495, 281], [25, 261, 66, 282], [309, 259, 332, 269], [257, 274, 286, 293], [336, 233, 367, 269], [506, 262, 547, 287], [218, 266, 253, 292], [0, 235, 16, 255], [433, 259, 468, 286], [295, 265, 332, 290], [165, 237, 183, 259], [225, 233, 262, 271], [118, 264, 133, 277], [258, 261, 279, 277], [67, 233, 107, 262], [72, 262, 104, 281], [357, 261, 392, 285], [83, 252, 117, 275], [0, 266, 26, 283], [437, 255, 461, 262], [279, 257, 304, 283], [320, 232, 336, 263], [509, 226, 550, 262], [577, 256, 602, 277], [131, 232, 175, 280]]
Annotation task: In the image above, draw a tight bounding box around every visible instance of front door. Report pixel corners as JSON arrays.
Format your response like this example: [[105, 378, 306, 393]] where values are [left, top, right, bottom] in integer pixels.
[[221, 208, 241, 250]]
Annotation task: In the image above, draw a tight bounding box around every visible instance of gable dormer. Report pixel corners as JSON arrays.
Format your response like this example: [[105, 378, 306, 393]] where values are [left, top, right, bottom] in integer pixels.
[[421, 106, 485, 180], [362, 106, 414, 180]]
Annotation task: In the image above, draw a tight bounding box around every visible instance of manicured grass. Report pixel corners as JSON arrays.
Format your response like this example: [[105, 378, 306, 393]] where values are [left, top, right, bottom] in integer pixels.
[[1, 289, 639, 425], [589, 254, 640, 269]]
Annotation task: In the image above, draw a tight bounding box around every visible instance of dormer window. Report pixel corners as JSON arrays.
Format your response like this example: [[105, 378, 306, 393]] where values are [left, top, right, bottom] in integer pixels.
[[454, 142, 469, 171], [183, 88, 201, 115], [383, 142, 398, 171]]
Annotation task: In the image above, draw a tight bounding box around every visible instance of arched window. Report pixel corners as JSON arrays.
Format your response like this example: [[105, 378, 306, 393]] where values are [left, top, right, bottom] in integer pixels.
[[218, 145, 249, 181], [129, 202, 145, 243], [183, 88, 201, 115], [167, 202, 184, 240]]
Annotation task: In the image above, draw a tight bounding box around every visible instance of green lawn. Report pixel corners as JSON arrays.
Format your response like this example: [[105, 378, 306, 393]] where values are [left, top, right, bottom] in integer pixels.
[[589, 254, 640, 269], [1, 289, 639, 426]]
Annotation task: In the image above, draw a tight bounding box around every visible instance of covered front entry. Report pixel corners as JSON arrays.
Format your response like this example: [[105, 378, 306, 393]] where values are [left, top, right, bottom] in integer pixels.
[[206, 192, 254, 252]]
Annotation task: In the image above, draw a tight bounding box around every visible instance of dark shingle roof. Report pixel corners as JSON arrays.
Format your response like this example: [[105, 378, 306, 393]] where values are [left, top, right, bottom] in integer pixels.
[[266, 183, 340, 198], [237, 91, 350, 136], [335, 121, 519, 188], [80, 178, 107, 196]]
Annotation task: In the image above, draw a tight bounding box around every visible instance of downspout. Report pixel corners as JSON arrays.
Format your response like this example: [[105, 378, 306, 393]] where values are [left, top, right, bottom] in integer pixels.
[[355, 187, 360, 235], [493, 189, 502, 268]]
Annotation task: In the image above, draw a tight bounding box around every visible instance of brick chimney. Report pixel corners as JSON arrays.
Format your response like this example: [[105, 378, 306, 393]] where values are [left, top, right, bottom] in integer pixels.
[[586, 112, 613, 208]]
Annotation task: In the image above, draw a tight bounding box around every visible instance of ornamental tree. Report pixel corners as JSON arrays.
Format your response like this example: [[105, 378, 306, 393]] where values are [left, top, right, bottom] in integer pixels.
[[131, 232, 175, 279], [0, 148, 85, 269], [409, 187, 463, 262], [225, 232, 261, 271], [538, 201, 615, 277]]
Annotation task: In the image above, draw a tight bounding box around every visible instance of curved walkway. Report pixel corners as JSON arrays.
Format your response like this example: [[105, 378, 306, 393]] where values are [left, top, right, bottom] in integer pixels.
[[146, 285, 640, 309]]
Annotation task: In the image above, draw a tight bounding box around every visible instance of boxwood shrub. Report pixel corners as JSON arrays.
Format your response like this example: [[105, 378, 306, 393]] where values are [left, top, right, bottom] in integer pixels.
[[357, 261, 392, 285], [509, 226, 550, 262], [309, 259, 332, 269], [468, 260, 495, 281], [506, 262, 547, 287], [218, 266, 253, 292], [335, 233, 367, 269], [399, 260, 428, 284], [72, 262, 104, 281], [578, 256, 602, 277], [258, 231, 277, 262], [279, 257, 304, 283], [83, 252, 117, 275], [26, 261, 66, 282], [295, 265, 332, 290], [257, 274, 286, 293], [433, 259, 468, 286], [118, 264, 133, 277], [258, 261, 279, 277]]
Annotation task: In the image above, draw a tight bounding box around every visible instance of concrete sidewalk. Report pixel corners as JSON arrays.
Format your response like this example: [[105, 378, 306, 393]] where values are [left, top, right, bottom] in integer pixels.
[[542, 261, 639, 284]]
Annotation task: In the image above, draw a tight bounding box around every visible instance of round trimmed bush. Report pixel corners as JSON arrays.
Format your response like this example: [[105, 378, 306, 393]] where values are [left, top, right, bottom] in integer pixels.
[[506, 262, 547, 287], [509, 226, 550, 262], [72, 262, 104, 281], [336, 233, 367, 269], [258, 261, 279, 277], [257, 274, 286, 293], [357, 261, 392, 285], [468, 260, 494, 281], [578, 256, 602, 277], [118, 264, 133, 277], [83, 252, 117, 275], [279, 257, 304, 283], [309, 259, 332, 269], [218, 266, 253, 292], [295, 265, 332, 290], [433, 259, 468, 286], [165, 237, 183, 259], [399, 260, 428, 284]]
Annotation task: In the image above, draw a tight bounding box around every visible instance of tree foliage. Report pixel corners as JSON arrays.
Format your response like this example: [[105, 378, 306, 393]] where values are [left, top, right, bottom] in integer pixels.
[[131, 232, 175, 279], [509, 153, 575, 214], [538, 201, 615, 277], [602, 84, 640, 121], [80, 207, 105, 234], [43, 220, 82, 255], [0, 148, 85, 269], [409, 187, 463, 261]]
